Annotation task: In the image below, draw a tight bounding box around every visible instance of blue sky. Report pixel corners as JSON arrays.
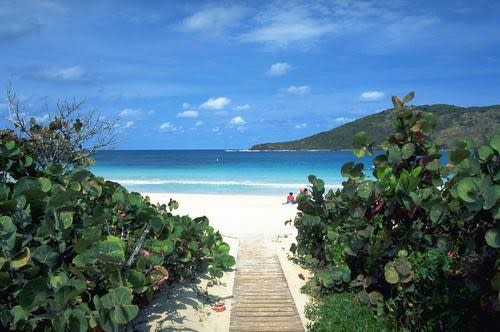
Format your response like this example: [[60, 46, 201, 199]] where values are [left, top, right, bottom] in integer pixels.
[[1, 0, 499, 149]]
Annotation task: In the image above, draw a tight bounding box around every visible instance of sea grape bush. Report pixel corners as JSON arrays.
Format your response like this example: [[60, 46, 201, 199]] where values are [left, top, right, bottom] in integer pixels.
[[292, 92, 500, 331], [0, 131, 235, 331]]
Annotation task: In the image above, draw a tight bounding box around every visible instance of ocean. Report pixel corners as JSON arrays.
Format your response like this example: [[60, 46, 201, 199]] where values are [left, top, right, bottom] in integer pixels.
[[92, 150, 374, 195]]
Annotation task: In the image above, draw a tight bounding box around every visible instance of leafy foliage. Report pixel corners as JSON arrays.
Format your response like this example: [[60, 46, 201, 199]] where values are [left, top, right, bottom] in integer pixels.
[[0, 135, 234, 331], [4, 87, 116, 169], [292, 92, 500, 330], [250, 103, 500, 150], [305, 292, 393, 332]]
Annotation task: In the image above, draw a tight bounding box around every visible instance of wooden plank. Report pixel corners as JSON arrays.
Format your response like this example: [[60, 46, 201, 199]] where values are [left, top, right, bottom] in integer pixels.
[[229, 238, 304, 332]]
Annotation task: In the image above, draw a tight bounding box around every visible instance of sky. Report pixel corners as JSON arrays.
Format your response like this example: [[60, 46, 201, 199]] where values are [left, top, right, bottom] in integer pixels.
[[0, 0, 499, 149]]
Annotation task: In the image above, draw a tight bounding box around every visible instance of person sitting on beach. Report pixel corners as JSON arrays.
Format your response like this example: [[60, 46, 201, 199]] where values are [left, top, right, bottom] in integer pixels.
[[299, 187, 311, 195], [285, 192, 296, 204]]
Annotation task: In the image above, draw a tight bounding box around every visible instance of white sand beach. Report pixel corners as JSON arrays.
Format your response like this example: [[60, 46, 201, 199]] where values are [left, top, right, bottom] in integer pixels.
[[143, 193, 300, 238], [139, 192, 312, 331]]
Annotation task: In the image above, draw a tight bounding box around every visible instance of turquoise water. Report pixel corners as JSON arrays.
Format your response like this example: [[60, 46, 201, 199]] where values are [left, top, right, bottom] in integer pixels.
[[92, 150, 373, 195]]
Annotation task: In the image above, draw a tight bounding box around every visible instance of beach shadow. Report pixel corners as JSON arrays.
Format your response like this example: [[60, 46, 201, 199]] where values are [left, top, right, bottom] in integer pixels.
[[130, 276, 228, 332]]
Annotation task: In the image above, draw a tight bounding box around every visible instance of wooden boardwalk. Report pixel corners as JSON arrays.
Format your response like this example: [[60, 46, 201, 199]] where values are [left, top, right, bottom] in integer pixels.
[[229, 238, 304, 332]]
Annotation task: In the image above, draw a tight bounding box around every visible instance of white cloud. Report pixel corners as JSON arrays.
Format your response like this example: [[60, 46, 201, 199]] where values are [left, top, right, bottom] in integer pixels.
[[360, 91, 385, 102], [200, 97, 231, 110], [119, 108, 154, 119], [230, 116, 246, 126], [280, 85, 311, 96], [212, 127, 220, 133], [123, 121, 135, 129], [233, 104, 250, 111], [240, 6, 336, 47], [177, 110, 199, 118], [34, 114, 49, 123], [267, 62, 291, 76], [195, 120, 204, 127], [180, 6, 245, 34], [182, 102, 191, 109], [159, 122, 178, 132], [295, 123, 307, 129], [22, 65, 91, 83], [0, 20, 41, 42], [334, 117, 354, 123], [119, 109, 140, 118]]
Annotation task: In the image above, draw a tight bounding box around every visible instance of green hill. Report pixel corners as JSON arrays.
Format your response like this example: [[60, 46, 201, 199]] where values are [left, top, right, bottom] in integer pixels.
[[250, 104, 500, 150]]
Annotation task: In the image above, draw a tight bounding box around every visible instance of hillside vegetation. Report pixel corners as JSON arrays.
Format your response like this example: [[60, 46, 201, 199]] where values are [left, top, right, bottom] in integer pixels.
[[250, 104, 500, 150]]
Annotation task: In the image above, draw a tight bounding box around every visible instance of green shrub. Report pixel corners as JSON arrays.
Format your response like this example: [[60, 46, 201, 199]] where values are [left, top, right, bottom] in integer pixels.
[[292, 92, 500, 331], [0, 135, 235, 331], [305, 292, 393, 332]]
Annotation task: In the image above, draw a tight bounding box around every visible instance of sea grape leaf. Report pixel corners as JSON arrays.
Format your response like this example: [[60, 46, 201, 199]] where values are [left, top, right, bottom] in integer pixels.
[[19, 276, 48, 309], [485, 228, 500, 248], [341, 162, 355, 178], [12, 305, 28, 325], [357, 290, 370, 305], [98, 287, 138, 325], [384, 264, 399, 284], [402, 91, 415, 103], [401, 143, 415, 160], [217, 243, 230, 255], [150, 216, 164, 233], [128, 270, 146, 290], [53, 278, 86, 310], [308, 175, 325, 192], [0, 216, 16, 237], [32, 245, 58, 267], [97, 237, 125, 265], [369, 291, 384, 305], [112, 191, 125, 204], [220, 255, 236, 269], [11, 247, 31, 270], [478, 145, 494, 161], [50, 272, 69, 288], [39, 177, 52, 193], [490, 133, 500, 152], [482, 184, 497, 210], [395, 259, 412, 276], [69, 169, 92, 182], [357, 180, 373, 200], [426, 159, 440, 171], [388, 145, 402, 164], [60, 211, 73, 230], [353, 132, 372, 157], [68, 309, 88, 332], [392, 96, 403, 110], [430, 204, 446, 224], [168, 199, 179, 211], [457, 178, 478, 203], [449, 145, 470, 164], [301, 214, 321, 226]]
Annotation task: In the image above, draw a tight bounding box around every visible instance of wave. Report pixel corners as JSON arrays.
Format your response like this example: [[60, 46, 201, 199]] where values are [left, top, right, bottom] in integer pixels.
[[109, 178, 338, 188]]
